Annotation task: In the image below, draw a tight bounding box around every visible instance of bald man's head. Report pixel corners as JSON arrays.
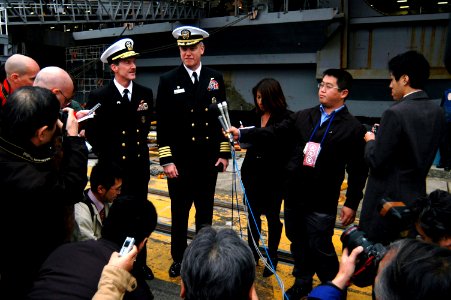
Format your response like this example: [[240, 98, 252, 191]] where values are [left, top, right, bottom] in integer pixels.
[[34, 66, 75, 108], [4, 54, 40, 91]]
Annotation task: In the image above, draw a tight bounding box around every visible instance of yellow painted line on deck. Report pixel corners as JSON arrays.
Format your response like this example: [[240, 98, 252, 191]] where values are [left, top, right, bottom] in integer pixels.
[[146, 176, 372, 300], [87, 158, 372, 299]]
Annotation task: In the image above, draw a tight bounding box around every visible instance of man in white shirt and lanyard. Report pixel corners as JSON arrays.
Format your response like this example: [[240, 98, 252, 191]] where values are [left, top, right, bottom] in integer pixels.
[[228, 69, 369, 299]]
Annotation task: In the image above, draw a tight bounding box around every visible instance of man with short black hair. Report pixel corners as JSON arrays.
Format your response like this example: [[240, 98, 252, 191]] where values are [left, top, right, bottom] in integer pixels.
[[180, 226, 258, 300], [374, 238, 451, 300], [308, 238, 451, 300], [415, 189, 451, 249], [72, 161, 123, 241], [360, 50, 446, 245], [0, 86, 87, 298]]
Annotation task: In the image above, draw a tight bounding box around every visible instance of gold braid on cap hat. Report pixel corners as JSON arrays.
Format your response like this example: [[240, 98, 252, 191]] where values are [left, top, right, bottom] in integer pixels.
[[177, 29, 204, 46], [110, 40, 138, 62], [111, 50, 138, 61], [177, 38, 204, 46]]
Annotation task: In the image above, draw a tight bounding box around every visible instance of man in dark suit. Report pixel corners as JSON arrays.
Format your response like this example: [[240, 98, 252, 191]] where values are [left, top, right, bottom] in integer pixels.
[[85, 38, 154, 280], [156, 26, 231, 277], [359, 50, 446, 245]]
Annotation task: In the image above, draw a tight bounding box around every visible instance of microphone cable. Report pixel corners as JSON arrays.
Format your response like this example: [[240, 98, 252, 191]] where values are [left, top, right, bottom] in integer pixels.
[[227, 135, 288, 299]]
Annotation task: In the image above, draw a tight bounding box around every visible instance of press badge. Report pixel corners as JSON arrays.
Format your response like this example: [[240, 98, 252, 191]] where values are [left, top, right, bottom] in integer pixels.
[[303, 141, 321, 167]]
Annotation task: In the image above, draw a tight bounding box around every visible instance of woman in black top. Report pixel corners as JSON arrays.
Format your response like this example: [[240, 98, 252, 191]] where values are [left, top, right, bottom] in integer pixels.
[[240, 78, 292, 277]]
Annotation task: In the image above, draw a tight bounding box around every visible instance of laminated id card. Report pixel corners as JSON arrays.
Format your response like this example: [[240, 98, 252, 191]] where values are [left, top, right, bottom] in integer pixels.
[[303, 141, 321, 167]]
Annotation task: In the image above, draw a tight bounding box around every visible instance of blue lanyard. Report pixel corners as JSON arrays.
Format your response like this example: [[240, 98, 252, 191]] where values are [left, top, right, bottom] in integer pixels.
[[308, 112, 336, 146]]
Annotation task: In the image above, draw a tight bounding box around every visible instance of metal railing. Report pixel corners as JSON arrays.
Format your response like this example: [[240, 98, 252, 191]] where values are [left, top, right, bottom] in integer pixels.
[[1, 0, 341, 25], [1, 0, 206, 25]]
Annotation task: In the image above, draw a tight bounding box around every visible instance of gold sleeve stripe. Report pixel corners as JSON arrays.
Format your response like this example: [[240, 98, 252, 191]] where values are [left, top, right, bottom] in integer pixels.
[[158, 146, 172, 158], [220, 142, 231, 152]]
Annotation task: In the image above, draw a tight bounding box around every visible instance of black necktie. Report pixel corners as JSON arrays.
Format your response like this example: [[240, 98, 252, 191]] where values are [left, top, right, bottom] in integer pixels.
[[123, 89, 129, 101], [193, 72, 199, 86]]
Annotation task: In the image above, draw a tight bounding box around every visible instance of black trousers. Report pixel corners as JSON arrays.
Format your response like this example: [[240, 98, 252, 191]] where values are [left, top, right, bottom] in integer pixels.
[[168, 166, 218, 262], [284, 207, 339, 285], [120, 160, 151, 270], [244, 186, 283, 261]]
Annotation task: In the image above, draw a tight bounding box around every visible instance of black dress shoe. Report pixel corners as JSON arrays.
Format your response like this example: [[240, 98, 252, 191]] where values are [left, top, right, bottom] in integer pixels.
[[169, 261, 182, 277], [262, 259, 278, 277], [262, 265, 273, 277], [285, 283, 312, 300], [141, 265, 154, 280]]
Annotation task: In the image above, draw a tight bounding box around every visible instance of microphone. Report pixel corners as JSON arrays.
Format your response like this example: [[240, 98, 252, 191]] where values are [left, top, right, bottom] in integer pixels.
[[218, 115, 233, 143], [217, 103, 230, 129], [221, 101, 232, 130]]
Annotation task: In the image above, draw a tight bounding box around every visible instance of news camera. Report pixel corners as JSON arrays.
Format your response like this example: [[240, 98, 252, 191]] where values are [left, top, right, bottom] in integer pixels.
[[340, 197, 422, 287], [340, 225, 386, 287], [378, 197, 419, 238], [59, 110, 68, 134]]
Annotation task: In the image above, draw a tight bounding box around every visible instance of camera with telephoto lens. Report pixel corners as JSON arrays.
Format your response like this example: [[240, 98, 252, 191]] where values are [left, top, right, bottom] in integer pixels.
[[378, 197, 418, 238], [340, 225, 387, 287]]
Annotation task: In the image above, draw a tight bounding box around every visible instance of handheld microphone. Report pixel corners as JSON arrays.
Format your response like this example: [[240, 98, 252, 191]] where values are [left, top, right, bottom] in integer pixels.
[[217, 103, 230, 129], [221, 101, 232, 130], [218, 115, 228, 131], [218, 116, 233, 143]]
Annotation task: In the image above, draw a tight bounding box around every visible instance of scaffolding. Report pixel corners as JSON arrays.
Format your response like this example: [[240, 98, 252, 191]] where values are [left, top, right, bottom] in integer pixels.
[[2, 0, 206, 25], [66, 44, 112, 105], [0, 6, 9, 60]]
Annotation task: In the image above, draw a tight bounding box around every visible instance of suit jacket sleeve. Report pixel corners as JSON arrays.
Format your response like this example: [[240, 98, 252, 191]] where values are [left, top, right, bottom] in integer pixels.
[[344, 123, 369, 211]]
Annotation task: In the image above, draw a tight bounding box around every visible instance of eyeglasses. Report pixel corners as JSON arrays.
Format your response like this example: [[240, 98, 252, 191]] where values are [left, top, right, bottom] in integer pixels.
[[318, 82, 341, 91], [58, 90, 73, 106]]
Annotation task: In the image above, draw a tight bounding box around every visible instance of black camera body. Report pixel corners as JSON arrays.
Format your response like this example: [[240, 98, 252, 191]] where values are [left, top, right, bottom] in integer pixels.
[[340, 225, 387, 287], [59, 110, 68, 132], [378, 197, 417, 238]]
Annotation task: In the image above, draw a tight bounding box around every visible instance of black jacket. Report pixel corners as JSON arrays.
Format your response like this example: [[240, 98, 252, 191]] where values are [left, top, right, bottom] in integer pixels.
[[241, 109, 293, 196], [0, 136, 88, 298], [240, 105, 369, 214], [156, 65, 230, 170], [86, 81, 153, 166], [359, 91, 446, 243], [28, 239, 151, 300]]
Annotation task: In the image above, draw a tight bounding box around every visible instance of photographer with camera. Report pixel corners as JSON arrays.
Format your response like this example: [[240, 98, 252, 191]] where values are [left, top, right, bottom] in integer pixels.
[[309, 227, 451, 299], [374, 189, 451, 249], [415, 189, 451, 249], [0, 86, 88, 298], [308, 246, 364, 299]]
